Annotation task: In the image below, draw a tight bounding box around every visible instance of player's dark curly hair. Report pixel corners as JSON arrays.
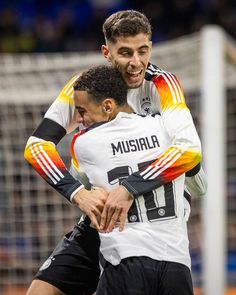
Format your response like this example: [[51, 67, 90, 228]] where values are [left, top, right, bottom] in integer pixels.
[[73, 65, 127, 106], [103, 10, 152, 43]]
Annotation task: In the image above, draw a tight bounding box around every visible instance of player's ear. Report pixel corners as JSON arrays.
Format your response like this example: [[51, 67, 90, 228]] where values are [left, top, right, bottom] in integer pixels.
[[102, 99, 114, 114], [101, 45, 111, 62]]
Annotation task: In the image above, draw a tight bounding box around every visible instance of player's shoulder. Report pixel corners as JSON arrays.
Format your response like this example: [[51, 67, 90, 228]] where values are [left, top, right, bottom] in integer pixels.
[[134, 112, 161, 119], [73, 121, 108, 139], [145, 62, 178, 82], [145, 63, 162, 81], [60, 74, 81, 96], [71, 129, 86, 145], [144, 63, 184, 102]]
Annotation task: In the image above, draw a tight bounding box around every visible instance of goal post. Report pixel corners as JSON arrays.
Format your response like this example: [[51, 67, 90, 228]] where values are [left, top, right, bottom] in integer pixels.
[[201, 26, 227, 295]]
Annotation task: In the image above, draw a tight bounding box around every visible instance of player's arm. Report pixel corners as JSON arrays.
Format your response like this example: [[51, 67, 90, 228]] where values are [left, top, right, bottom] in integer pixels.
[[121, 73, 202, 197], [185, 163, 207, 197], [70, 135, 108, 229], [24, 75, 84, 202]]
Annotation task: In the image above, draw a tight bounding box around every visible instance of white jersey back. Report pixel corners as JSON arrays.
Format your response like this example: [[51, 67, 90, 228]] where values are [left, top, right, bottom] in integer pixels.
[[27, 63, 201, 205], [71, 112, 191, 269]]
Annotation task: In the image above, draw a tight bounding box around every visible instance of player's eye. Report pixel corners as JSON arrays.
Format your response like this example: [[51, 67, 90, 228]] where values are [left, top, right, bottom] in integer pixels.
[[79, 110, 85, 116], [139, 50, 147, 55], [77, 107, 86, 116], [119, 51, 131, 57]]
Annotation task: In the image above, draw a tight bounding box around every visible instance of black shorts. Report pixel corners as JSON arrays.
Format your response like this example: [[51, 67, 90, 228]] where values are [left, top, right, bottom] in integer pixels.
[[97, 256, 193, 295], [35, 219, 100, 295]]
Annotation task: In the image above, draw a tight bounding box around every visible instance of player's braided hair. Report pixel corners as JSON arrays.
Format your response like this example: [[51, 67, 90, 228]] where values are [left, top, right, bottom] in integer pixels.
[[103, 10, 152, 43], [73, 65, 128, 106]]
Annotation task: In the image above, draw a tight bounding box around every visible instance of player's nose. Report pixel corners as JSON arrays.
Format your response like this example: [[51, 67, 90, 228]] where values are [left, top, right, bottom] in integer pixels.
[[76, 113, 84, 124], [129, 53, 141, 67]]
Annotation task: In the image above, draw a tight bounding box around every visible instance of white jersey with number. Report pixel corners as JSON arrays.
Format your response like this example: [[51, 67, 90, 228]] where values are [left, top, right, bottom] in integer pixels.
[[25, 63, 202, 203], [71, 112, 191, 269]]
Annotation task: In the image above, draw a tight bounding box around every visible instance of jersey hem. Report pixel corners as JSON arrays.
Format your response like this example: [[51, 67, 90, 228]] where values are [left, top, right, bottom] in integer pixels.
[[101, 250, 191, 270]]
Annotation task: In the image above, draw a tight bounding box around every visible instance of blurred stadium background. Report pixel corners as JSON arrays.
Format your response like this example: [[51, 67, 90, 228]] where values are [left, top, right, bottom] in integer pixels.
[[0, 1, 235, 295]]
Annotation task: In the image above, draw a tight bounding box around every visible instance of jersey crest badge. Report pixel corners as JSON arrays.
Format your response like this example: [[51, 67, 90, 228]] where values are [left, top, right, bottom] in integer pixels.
[[141, 97, 151, 115], [39, 256, 55, 271]]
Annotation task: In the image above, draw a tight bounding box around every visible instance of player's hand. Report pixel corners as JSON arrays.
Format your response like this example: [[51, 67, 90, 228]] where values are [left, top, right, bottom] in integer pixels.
[[100, 185, 133, 233], [73, 187, 108, 230]]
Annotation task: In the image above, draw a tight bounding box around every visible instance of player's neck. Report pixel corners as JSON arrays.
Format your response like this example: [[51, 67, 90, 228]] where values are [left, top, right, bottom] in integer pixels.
[[108, 104, 134, 121], [116, 103, 133, 115]]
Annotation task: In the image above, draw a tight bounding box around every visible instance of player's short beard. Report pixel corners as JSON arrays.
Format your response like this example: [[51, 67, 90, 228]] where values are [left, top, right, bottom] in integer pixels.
[[128, 81, 143, 89], [114, 61, 142, 89]]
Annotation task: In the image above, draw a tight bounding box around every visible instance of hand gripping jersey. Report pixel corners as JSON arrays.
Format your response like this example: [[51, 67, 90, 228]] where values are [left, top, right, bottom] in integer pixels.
[[24, 63, 202, 201], [71, 112, 192, 268]]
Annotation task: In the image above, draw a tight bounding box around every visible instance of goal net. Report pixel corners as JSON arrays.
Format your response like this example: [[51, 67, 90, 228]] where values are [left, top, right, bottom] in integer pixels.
[[0, 25, 235, 294]]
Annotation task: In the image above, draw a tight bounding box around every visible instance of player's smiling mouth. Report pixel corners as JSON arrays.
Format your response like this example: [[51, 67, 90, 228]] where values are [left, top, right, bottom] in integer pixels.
[[127, 69, 142, 76], [126, 69, 143, 83]]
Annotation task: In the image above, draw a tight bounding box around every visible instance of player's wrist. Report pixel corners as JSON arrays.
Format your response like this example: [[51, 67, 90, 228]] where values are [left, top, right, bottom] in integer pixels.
[[120, 184, 134, 200], [70, 185, 85, 204]]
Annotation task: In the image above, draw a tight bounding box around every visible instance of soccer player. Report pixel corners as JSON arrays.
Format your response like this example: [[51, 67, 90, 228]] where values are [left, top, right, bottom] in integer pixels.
[[24, 10, 206, 295], [71, 64, 196, 295]]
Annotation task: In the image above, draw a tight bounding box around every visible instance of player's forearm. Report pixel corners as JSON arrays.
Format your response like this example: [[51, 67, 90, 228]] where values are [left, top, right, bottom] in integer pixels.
[[24, 135, 83, 201], [24, 119, 83, 202], [121, 144, 202, 198]]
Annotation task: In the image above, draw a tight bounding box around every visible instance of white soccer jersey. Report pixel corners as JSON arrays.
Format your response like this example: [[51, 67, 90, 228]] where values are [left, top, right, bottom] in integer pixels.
[[25, 63, 202, 202], [71, 112, 191, 269]]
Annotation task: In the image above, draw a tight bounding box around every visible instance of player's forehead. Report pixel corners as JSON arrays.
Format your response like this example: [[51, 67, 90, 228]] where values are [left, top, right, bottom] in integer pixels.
[[109, 33, 151, 51], [74, 90, 98, 109], [74, 90, 89, 106]]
